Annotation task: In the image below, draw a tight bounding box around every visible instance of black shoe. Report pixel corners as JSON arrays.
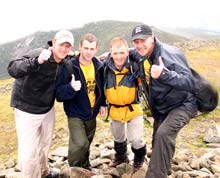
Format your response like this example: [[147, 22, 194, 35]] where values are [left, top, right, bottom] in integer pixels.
[[44, 170, 60, 178], [167, 169, 172, 175], [82, 160, 92, 170], [83, 166, 92, 171], [133, 160, 144, 172]]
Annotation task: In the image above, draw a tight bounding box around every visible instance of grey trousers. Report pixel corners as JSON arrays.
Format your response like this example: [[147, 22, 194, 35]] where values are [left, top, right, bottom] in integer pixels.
[[67, 117, 96, 167], [110, 115, 146, 149], [146, 108, 192, 178]]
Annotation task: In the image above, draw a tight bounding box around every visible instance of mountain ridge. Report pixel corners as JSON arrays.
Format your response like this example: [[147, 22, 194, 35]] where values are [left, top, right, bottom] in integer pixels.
[[1, 20, 220, 79]]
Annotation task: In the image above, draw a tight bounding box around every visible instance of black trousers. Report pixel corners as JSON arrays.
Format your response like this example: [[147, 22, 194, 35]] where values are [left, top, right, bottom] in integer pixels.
[[146, 108, 193, 178]]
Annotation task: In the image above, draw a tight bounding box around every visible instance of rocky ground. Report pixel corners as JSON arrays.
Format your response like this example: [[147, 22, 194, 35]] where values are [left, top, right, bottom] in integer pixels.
[[1, 111, 220, 178], [1, 81, 220, 177]]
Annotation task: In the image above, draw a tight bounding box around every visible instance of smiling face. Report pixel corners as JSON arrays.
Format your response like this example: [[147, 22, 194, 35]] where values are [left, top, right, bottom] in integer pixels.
[[132, 35, 155, 57], [52, 40, 72, 63], [110, 37, 129, 69]]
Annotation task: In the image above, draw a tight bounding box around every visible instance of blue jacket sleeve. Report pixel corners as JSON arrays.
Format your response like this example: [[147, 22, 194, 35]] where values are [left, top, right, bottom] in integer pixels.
[[55, 66, 77, 102], [158, 52, 195, 92]]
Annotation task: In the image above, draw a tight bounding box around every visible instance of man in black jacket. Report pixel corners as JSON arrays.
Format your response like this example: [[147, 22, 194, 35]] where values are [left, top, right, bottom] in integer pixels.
[[131, 24, 198, 178], [7, 30, 74, 178]]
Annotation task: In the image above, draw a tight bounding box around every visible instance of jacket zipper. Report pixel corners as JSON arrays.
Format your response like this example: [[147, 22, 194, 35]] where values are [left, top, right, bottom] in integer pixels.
[[54, 63, 59, 80]]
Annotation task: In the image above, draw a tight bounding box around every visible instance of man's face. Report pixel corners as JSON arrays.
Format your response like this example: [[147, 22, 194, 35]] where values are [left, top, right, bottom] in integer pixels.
[[79, 40, 98, 62], [132, 36, 154, 57], [110, 44, 129, 69], [52, 40, 72, 62]]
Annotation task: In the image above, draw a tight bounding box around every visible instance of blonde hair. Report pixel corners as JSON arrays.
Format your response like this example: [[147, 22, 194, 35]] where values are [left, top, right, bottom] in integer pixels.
[[110, 37, 128, 50]]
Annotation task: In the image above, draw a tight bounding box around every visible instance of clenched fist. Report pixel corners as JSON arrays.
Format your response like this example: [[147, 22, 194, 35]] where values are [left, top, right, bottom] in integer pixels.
[[38, 47, 52, 64], [70, 74, 81, 91]]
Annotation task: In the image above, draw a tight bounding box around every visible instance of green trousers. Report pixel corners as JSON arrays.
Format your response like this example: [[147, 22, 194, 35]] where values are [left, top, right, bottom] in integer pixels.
[[67, 117, 96, 168]]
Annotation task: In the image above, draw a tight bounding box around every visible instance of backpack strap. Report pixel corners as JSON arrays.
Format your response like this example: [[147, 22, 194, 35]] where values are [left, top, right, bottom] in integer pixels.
[[63, 59, 74, 80], [138, 58, 150, 108]]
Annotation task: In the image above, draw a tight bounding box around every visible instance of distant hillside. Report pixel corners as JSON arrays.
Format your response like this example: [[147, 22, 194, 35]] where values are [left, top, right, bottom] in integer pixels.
[[0, 20, 206, 79], [161, 27, 220, 39]]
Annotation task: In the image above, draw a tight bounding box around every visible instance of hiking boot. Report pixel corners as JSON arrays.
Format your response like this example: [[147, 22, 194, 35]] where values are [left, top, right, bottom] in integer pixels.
[[133, 160, 144, 172], [132, 145, 146, 172], [109, 140, 128, 167]]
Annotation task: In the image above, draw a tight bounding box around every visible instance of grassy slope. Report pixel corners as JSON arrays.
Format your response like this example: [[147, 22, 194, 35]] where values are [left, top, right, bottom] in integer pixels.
[[0, 78, 17, 161], [185, 46, 220, 89], [175, 46, 220, 153]]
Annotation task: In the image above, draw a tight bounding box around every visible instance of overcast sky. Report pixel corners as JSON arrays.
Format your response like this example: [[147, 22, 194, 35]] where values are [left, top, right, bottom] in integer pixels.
[[1, 0, 220, 44]]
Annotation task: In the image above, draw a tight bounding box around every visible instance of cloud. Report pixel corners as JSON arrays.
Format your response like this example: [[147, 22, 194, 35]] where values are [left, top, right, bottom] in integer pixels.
[[1, 0, 220, 44]]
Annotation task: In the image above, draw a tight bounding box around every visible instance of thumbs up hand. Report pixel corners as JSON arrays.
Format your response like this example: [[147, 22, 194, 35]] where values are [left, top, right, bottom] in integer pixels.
[[70, 74, 82, 91], [151, 56, 165, 79], [38, 47, 52, 64]]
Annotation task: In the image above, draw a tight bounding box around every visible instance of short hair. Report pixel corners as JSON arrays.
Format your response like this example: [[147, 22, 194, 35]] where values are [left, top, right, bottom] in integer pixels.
[[79, 33, 98, 47], [110, 37, 128, 50]]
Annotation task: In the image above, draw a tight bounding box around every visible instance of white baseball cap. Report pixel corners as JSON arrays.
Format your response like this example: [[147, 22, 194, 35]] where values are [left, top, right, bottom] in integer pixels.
[[54, 30, 74, 46]]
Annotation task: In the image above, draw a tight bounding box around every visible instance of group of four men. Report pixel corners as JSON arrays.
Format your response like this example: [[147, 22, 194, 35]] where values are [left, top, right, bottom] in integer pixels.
[[8, 24, 198, 178]]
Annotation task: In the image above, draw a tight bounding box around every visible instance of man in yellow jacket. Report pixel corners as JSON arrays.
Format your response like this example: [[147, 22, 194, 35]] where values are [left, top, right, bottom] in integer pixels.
[[104, 37, 146, 172]]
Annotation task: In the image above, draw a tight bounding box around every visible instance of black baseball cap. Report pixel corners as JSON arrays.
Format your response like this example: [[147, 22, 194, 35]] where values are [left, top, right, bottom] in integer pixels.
[[132, 24, 152, 41]]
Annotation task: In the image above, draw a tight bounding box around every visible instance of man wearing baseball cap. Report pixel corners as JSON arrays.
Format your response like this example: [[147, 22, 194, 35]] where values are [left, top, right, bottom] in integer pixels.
[[7, 30, 74, 178], [131, 24, 198, 178]]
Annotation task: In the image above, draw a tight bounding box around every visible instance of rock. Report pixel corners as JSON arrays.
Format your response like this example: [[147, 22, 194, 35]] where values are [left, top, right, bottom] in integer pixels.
[[90, 158, 111, 168], [5, 159, 15, 169], [203, 125, 220, 143], [5, 171, 22, 178], [50, 146, 68, 157], [61, 166, 95, 178], [189, 159, 200, 170], [211, 164, 220, 174]]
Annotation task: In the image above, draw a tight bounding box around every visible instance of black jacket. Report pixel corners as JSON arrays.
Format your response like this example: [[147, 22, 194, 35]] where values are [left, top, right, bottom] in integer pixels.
[[7, 42, 65, 114], [130, 39, 198, 119]]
